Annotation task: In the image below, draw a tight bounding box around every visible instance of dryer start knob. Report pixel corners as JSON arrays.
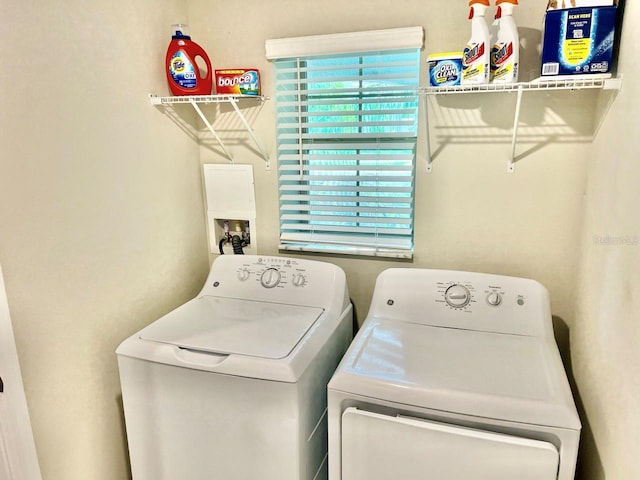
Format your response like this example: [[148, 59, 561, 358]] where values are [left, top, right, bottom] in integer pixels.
[[444, 284, 471, 308]]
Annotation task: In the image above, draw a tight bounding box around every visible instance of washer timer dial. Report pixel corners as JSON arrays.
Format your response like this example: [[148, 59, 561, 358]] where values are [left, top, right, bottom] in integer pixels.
[[260, 268, 282, 289], [444, 284, 471, 308]]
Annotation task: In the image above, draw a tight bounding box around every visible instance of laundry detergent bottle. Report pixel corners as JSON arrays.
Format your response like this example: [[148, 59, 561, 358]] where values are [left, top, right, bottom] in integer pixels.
[[165, 24, 213, 96], [462, 0, 491, 85], [490, 0, 519, 82]]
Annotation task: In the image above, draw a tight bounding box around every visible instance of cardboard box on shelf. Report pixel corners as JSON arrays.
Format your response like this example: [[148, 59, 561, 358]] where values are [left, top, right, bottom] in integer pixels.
[[214, 69, 261, 95], [540, 3, 619, 77]]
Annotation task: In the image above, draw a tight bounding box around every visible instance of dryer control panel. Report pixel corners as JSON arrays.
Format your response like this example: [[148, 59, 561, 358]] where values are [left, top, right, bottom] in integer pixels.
[[369, 269, 552, 338]]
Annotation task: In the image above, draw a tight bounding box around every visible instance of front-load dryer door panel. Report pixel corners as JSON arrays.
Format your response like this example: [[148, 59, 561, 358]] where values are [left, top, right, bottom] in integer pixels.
[[138, 296, 324, 359], [341, 408, 559, 480]]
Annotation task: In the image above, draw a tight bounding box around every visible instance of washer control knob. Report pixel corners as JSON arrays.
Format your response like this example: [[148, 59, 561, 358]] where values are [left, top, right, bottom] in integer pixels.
[[237, 268, 251, 282], [292, 273, 306, 287], [487, 292, 502, 306], [260, 268, 281, 289], [444, 284, 471, 308]]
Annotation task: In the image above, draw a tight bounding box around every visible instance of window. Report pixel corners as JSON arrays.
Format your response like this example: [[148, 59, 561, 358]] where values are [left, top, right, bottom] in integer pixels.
[[266, 28, 423, 259]]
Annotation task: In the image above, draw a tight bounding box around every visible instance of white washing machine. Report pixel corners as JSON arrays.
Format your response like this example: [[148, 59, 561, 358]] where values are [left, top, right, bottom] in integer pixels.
[[328, 268, 581, 480], [117, 255, 353, 480]]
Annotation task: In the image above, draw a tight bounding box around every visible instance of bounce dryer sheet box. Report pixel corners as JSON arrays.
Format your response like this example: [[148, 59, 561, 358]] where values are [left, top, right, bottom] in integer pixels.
[[540, 5, 618, 77], [214, 69, 261, 95]]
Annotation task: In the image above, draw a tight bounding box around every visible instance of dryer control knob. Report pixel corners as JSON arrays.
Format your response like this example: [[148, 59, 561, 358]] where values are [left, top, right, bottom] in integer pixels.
[[486, 291, 502, 306], [260, 268, 281, 289], [444, 284, 471, 308]]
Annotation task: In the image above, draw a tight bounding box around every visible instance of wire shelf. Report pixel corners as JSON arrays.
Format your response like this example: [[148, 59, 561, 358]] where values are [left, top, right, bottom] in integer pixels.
[[420, 76, 622, 96]]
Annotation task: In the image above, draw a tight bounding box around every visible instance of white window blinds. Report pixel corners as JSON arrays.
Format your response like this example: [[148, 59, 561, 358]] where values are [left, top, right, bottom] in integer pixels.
[[267, 28, 423, 259]]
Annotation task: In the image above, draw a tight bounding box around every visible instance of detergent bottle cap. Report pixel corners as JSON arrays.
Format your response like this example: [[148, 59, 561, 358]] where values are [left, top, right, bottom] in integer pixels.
[[496, 0, 518, 5], [171, 23, 191, 40]]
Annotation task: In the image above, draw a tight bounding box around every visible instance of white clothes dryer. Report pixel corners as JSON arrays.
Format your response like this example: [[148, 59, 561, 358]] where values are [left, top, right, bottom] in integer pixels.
[[117, 255, 353, 480], [328, 268, 581, 480]]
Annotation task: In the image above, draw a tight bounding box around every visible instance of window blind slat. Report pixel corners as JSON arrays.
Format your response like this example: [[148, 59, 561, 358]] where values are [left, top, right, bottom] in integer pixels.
[[280, 194, 413, 204], [280, 174, 412, 182], [275, 60, 420, 75], [280, 204, 413, 215], [278, 161, 413, 169], [276, 96, 419, 108], [281, 213, 412, 225], [277, 142, 417, 151], [280, 224, 412, 236]]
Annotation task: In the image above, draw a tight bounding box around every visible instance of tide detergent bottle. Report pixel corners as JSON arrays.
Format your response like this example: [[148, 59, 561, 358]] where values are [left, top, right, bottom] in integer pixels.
[[490, 0, 519, 82], [462, 0, 491, 85], [165, 24, 213, 96]]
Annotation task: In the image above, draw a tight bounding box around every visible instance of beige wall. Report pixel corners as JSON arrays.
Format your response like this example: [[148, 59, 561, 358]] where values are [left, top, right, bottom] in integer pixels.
[[573, 1, 640, 478], [190, 0, 592, 326], [0, 0, 635, 479], [0, 1, 209, 479]]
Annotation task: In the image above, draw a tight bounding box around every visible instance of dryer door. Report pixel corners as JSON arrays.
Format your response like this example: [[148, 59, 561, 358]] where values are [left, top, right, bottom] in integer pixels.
[[341, 408, 559, 480]]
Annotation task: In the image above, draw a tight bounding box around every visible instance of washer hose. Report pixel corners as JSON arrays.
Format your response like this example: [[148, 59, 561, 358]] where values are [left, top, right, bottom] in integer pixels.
[[231, 235, 244, 254]]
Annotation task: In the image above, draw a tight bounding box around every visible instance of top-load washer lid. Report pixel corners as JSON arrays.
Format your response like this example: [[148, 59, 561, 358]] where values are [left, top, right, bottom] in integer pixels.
[[138, 296, 324, 359], [329, 318, 581, 430]]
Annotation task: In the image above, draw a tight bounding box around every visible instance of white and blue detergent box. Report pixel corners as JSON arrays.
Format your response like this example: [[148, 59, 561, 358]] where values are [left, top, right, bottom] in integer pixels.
[[427, 52, 463, 87], [540, 5, 618, 77]]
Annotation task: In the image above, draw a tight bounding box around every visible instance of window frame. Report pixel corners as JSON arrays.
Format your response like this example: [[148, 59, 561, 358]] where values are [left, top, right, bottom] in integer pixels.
[[267, 28, 424, 259]]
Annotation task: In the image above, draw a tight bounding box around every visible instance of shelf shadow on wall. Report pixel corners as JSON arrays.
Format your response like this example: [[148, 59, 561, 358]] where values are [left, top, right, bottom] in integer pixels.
[[155, 100, 268, 161], [426, 85, 619, 169]]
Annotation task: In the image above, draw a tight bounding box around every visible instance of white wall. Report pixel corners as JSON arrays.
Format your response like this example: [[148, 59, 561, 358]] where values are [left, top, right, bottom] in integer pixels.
[[574, 1, 640, 478], [0, 1, 209, 479], [0, 0, 635, 479]]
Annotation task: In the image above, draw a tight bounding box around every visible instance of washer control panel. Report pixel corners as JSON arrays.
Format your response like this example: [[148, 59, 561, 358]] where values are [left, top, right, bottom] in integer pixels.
[[233, 257, 309, 290], [370, 269, 551, 337], [199, 255, 347, 311]]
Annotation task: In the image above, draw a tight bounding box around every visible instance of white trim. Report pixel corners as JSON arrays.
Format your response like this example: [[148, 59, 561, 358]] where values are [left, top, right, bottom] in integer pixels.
[[265, 27, 424, 60], [279, 244, 413, 260], [0, 266, 42, 480]]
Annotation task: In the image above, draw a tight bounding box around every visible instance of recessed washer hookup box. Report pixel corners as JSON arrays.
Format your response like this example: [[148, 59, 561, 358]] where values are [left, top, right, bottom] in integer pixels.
[[541, 5, 618, 77]]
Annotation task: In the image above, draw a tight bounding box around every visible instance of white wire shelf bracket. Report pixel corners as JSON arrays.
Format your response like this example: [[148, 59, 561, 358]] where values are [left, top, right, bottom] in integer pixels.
[[420, 75, 623, 173], [149, 94, 271, 170]]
